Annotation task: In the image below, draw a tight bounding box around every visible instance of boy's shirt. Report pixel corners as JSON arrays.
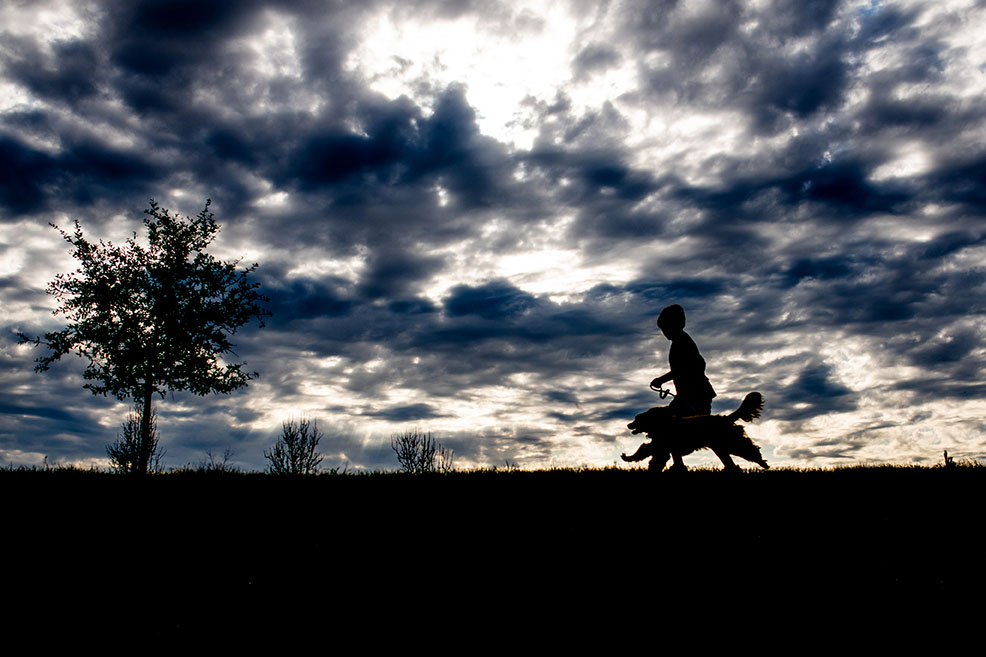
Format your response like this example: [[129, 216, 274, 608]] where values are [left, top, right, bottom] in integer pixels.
[[668, 330, 717, 405]]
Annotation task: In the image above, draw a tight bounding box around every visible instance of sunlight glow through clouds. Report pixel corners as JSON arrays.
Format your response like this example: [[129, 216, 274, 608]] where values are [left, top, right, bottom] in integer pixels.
[[0, 1, 94, 117], [347, 3, 582, 148], [495, 248, 639, 299], [630, 109, 758, 186], [869, 143, 933, 181], [0, 0, 91, 51], [239, 11, 303, 81]]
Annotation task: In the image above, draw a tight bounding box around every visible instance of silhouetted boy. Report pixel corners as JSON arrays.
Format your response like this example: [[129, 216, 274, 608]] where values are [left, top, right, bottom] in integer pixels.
[[629, 305, 716, 470], [649, 304, 716, 416]]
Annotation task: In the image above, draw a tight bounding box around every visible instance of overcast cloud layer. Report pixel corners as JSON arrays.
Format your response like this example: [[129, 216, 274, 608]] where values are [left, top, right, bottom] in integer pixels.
[[2, 0, 985, 471]]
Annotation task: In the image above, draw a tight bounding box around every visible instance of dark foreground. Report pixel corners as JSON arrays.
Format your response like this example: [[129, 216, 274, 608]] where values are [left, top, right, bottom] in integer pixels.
[[4, 466, 983, 642]]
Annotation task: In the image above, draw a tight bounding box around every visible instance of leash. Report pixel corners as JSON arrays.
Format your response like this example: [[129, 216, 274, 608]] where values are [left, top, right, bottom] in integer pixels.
[[649, 383, 702, 415], [649, 383, 675, 399]]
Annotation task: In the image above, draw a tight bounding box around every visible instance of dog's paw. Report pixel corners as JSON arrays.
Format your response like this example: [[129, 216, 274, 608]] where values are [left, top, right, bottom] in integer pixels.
[[620, 452, 630, 462]]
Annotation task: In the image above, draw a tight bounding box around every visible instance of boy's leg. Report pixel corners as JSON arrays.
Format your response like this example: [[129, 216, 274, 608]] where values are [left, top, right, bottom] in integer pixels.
[[665, 399, 690, 470]]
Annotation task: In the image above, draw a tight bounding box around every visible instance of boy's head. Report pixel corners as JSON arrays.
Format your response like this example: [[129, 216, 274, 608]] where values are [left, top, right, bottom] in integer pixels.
[[657, 304, 686, 339]]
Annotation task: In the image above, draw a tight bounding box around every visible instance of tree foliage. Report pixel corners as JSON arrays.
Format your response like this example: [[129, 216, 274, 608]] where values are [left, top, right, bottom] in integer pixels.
[[265, 418, 324, 475], [20, 199, 269, 474]]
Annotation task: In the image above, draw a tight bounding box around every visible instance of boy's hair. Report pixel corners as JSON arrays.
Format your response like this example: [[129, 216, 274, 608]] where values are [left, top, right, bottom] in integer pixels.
[[657, 304, 686, 332]]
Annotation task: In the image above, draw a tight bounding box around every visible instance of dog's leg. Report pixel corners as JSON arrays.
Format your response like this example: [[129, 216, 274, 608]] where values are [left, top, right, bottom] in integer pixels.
[[712, 449, 740, 472], [649, 450, 670, 472], [730, 433, 770, 469], [621, 441, 654, 463], [668, 452, 688, 472]]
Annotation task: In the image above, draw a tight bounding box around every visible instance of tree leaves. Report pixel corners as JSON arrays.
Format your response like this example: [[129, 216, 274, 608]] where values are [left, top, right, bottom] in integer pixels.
[[20, 199, 270, 402]]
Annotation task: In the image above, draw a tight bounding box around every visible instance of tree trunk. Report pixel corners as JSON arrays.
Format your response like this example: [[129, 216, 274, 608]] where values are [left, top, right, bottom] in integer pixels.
[[137, 379, 153, 475]]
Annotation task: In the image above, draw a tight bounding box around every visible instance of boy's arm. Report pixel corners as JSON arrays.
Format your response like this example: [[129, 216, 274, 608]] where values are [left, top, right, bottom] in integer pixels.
[[650, 371, 673, 388]]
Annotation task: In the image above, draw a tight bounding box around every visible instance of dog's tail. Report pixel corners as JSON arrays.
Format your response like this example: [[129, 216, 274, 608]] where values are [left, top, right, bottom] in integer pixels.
[[726, 392, 763, 423]]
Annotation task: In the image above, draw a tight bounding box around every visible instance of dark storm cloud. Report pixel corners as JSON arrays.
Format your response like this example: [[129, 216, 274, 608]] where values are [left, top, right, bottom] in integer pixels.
[[2, 35, 103, 105], [572, 43, 621, 80], [286, 95, 423, 189], [103, 0, 274, 90], [0, 400, 88, 427], [364, 403, 446, 421], [771, 361, 856, 422], [771, 0, 841, 35], [444, 280, 537, 320], [0, 137, 56, 214], [358, 248, 447, 300], [405, 281, 640, 383], [0, 132, 163, 216], [929, 154, 986, 212], [264, 276, 355, 324], [907, 327, 980, 367], [671, 156, 915, 224], [746, 39, 852, 132]]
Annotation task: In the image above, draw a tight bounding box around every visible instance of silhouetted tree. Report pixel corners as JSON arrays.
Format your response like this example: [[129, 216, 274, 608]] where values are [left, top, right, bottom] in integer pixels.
[[106, 406, 164, 474], [19, 200, 269, 475], [265, 418, 323, 475], [391, 429, 454, 473]]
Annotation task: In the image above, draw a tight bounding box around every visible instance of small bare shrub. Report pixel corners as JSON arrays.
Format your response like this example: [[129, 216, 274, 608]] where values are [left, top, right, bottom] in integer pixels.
[[265, 418, 323, 475], [106, 407, 164, 474], [200, 446, 238, 473], [391, 429, 454, 474]]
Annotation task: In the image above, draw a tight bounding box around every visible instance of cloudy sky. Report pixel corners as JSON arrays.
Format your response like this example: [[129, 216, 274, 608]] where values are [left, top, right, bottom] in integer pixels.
[[2, 0, 985, 472]]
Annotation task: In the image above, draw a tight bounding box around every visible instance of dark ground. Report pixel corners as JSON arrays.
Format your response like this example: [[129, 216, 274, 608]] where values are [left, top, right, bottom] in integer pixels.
[[3, 466, 982, 643]]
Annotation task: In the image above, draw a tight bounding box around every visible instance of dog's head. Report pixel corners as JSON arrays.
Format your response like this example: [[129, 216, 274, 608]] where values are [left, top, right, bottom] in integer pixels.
[[627, 405, 676, 437]]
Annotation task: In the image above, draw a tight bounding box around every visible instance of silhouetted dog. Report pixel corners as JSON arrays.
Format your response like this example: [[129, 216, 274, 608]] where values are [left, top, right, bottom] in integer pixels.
[[622, 392, 768, 472]]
